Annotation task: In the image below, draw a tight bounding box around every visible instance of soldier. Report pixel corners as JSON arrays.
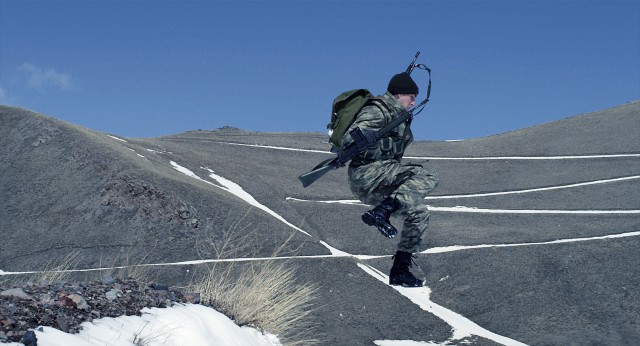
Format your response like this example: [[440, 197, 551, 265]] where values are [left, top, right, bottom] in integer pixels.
[[342, 72, 439, 287]]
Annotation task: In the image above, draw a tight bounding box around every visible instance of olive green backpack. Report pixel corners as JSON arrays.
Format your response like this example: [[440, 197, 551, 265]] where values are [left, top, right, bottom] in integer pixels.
[[326, 89, 384, 148]]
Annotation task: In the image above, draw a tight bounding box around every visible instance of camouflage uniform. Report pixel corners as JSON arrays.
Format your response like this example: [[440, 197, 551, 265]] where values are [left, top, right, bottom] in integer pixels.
[[342, 92, 438, 253]]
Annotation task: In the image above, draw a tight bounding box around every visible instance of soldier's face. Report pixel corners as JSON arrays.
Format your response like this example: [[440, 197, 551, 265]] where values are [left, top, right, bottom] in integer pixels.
[[397, 94, 416, 110]]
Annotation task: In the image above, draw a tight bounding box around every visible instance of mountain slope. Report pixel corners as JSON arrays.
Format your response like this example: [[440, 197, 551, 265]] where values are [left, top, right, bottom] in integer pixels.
[[407, 100, 638, 157], [1, 101, 639, 345], [0, 106, 320, 276]]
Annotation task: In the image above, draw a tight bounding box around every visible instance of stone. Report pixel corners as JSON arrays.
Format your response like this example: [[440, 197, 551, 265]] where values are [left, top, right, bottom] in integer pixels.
[[56, 315, 69, 332], [101, 274, 116, 285], [0, 288, 32, 300], [178, 207, 190, 219], [38, 293, 53, 305], [68, 294, 90, 310], [20, 330, 37, 346], [57, 296, 74, 307], [105, 289, 122, 301], [183, 292, 201, 304]]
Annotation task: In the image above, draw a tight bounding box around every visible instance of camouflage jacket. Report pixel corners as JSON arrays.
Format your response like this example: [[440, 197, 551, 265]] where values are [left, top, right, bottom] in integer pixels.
[[341, 92, 413, 165]]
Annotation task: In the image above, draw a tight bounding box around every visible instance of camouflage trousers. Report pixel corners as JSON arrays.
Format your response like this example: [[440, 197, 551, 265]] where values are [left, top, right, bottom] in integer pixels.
[[348, 159, 439, 253]]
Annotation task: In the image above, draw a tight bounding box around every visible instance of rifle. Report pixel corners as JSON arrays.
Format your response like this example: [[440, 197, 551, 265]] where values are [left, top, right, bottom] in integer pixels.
[[298, 52, 431, 188]]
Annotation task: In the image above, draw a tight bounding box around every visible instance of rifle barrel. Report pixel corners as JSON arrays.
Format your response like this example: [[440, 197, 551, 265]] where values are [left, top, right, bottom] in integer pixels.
[[406, 51, 420, 74], [298, 163, 335, 188]]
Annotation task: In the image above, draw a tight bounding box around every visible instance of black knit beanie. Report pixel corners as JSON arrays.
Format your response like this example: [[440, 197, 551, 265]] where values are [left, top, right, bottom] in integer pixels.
[[387, 72, 419, 95]]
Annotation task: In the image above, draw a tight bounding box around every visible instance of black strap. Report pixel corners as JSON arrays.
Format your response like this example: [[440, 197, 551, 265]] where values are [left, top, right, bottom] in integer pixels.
[[411, 64, 431, 117]]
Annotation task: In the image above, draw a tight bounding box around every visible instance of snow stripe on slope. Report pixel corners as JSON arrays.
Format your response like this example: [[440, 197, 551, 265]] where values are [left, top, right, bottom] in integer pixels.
[[429, 206, 640, 214], [358, 263, 527, 346], [405, 153, 640, 160], [422, 230, 640, 254], [286, 197, 640, 214], [4, 231, 638, 275], [218, 141, 328, 154], [170, 161, 311, 237], [287, 175, 640, 202], [106, 135, 127, 142], [425, 175, 640, 199], [211, 141, 640, 160]]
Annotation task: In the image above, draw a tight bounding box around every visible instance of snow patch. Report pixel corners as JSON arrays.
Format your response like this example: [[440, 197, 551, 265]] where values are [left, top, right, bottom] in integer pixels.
[[10, 304, 280, 346]]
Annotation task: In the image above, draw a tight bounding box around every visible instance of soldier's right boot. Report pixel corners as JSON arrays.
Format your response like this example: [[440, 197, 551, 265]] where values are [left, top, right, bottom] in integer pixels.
[[362, 197, 400, 238]]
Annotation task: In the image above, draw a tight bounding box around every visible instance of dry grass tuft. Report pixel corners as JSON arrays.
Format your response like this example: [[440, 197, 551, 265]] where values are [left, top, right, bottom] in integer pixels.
[[100, 244, 156, 283], [36, 250, 81, 283], [189, 211, 320, 345], [192, 260, 319, 346]]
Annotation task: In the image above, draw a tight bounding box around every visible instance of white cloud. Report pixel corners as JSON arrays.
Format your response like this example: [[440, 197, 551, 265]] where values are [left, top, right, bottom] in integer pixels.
[[18, 63, 73, 91], [0, 84, 14, 105]]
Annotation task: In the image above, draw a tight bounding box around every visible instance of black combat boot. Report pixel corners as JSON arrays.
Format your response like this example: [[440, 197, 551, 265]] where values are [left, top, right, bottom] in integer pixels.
[[389, 250, 423, 287], [361, 197, 400, 238]]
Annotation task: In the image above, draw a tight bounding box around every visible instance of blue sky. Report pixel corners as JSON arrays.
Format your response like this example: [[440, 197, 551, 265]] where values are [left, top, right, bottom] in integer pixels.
[[1, 1, 638, 141]]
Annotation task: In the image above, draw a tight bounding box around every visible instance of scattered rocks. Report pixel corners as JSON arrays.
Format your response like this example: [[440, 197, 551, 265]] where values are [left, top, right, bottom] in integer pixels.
[[0, 279, 200, 343], [100, 174, 199, 228], [30, 123, 61, 147]]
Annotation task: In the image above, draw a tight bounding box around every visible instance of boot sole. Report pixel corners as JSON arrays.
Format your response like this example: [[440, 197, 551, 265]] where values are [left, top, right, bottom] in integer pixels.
[[389, 279, 424, 287], [362, 212, 397, 238], [361, 212, 376, 226]]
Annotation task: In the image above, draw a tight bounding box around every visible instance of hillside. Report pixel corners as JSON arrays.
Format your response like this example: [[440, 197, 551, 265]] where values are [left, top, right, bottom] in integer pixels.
[[1, 101, 639, 345]]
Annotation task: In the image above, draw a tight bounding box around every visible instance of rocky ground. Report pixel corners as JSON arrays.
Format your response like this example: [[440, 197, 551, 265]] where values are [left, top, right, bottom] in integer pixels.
[[0, 277, 200, 344]]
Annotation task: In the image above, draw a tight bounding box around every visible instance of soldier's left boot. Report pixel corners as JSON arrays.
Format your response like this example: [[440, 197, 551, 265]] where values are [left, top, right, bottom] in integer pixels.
[[389, 250, 424, 287], [362, 197, 400, 238]]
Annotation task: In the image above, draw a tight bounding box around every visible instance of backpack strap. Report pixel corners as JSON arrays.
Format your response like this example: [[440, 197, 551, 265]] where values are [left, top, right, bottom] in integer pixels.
[[361, 97, 393, 130], [366, 97, 391, 118], [365, 97, 410, 141]]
